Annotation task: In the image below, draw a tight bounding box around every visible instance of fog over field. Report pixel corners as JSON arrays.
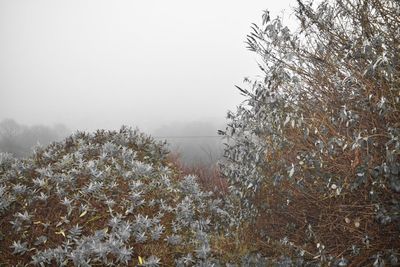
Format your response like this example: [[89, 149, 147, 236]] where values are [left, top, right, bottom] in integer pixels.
[[0, 0, 296, 163], [153, 120, 226, 165]]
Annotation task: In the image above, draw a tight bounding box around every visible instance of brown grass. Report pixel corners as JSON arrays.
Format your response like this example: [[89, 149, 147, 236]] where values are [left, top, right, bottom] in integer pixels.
[[167, 152, 228, 194]]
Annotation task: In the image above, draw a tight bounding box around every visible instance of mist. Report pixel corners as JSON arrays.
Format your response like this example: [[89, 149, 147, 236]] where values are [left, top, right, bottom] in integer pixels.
[[152, 120, 225, 166], [0, 0, 297, 163], [0, 118, 224, 167], [0, 119, 70, 157]]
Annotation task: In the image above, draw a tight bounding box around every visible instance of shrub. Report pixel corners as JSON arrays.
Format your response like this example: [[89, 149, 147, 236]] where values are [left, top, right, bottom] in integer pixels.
[[0, 126, 232, 266], [219, 0, 400, 265]]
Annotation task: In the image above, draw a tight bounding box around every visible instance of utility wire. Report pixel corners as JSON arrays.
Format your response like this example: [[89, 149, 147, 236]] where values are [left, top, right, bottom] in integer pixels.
[[153, 135, 221, 139]]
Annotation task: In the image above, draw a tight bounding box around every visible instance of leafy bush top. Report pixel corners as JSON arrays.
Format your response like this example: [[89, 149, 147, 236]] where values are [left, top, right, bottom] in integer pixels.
[[0, 127, 232, 266]]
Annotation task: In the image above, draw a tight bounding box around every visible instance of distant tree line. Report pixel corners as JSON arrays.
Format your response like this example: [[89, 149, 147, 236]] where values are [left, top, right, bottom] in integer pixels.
[[0, 119, 69, 158]]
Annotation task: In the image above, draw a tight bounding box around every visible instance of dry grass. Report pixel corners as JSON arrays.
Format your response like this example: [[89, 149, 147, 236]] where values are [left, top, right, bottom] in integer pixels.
[[167, 152, 228, 194]]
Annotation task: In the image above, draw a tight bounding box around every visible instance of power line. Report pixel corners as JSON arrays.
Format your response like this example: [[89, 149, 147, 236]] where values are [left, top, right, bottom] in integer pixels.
[[153, 135, 221, 139]]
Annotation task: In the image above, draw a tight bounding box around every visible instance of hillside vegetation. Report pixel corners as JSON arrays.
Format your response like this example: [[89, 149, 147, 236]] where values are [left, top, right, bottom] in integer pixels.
[[1, 0, 399, 266], [0, 127, 237, 266]]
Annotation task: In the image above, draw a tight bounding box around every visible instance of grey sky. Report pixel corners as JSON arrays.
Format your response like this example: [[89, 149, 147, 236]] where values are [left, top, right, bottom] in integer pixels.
[[0, 0, 296, 133]]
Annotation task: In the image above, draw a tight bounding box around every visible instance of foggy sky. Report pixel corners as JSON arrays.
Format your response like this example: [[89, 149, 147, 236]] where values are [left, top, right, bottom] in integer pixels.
[[0, 0, 296, 133]]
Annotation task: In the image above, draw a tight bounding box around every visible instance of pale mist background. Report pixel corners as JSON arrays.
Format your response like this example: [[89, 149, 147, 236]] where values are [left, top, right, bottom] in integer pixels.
[[0, 0, 296, 164]]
